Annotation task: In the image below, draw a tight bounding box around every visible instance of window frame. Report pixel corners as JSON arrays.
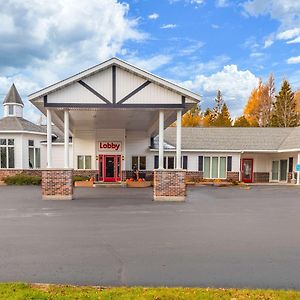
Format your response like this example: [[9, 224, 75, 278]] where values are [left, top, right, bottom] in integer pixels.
[[77, 155, 92, 170], [203, 156, 227, 179], [28, 140, 41, 169], [8, 105, 14, 116], [0, 138, 15, 169], [131, 156, 147, 170]]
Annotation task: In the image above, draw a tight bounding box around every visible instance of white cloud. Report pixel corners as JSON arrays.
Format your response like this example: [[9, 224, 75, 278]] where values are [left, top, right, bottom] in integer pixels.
[[161, 24, 177, 29], [211, 24, 221, 29], [180, 65, 259, 116], [168, 55, 230, 78], [277, 28, 300, 40], [169, 0, 205, 6], [244, 1, 300, 48], [264, 38, 274, 48], [216, 0, 229, 7], [287, 36, 300, 44], [126, 55, 173, 72], [148, 13, 159, 20], [287, 56, 300, 64], [179, 41, 204, 56], [250, 52, 264, 58], [0, 0, 146, 120], [190, 0, 205, 4]]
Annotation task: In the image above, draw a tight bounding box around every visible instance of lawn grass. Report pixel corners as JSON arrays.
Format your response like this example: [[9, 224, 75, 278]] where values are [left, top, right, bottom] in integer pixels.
[[0, 282, 300, 300]]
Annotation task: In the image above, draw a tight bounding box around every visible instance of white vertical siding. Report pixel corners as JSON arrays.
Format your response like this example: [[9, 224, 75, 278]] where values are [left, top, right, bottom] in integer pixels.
[[82, 68, 112, 102], [126, 83, 182, 104], [47, 83, 104, 104], [116, 68, 147, 101], [73, 130, 96, 169]]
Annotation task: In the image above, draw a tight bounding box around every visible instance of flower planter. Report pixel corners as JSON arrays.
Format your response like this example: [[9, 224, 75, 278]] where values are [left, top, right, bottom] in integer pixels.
[[126, 181, 152, 188], [74, 181, 94, 188]]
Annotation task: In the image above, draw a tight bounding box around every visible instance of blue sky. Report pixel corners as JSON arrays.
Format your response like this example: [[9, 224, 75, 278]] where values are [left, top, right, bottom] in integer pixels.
[[1, 0, 300, 120]]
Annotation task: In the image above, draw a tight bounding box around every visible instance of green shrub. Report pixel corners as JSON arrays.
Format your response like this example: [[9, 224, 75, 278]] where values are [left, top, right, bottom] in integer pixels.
[[73, 175, 90, 183], [4, 174, 42, 185]]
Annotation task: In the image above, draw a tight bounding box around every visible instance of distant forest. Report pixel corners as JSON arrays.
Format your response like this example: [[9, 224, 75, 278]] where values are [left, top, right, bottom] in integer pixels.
[[181, 75, 300, 127]]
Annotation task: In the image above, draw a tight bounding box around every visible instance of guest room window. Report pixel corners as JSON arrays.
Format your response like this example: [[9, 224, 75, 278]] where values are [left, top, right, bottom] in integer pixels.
[[154, 155, 187, 169], [203, 156, 227, 179], [77, 155, 92, 169], [131, 156, 146, 170]]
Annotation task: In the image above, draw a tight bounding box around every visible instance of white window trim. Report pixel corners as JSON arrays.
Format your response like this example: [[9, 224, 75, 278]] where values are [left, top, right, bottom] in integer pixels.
[[270, 159, 288, 183], [77, 155, 92, 170], [0, 139, 15, 169], [28, 140, 41, 169], [132, 156, 147, 170], [8, 105, 14, 116], [204, 156, 227, 179], [164, 156, 175, 170]]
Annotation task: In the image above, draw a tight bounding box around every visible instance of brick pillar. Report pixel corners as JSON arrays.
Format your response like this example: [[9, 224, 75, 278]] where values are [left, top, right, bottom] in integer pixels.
[[153, 170, 186, 201], [42, 169, 73, 200]]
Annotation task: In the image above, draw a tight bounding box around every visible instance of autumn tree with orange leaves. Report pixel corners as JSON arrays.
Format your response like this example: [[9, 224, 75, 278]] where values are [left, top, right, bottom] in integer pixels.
[[244, 74, 275, 127], [181, 105, 202, 127]]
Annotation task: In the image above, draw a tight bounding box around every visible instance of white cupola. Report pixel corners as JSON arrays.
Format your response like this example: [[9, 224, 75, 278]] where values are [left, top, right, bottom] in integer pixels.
[[3, 84, 24, 118]]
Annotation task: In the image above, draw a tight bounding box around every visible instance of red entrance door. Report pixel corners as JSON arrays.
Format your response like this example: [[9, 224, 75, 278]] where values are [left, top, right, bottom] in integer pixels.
[[98, 155, 121, 182], [241, 158, 253, 183]]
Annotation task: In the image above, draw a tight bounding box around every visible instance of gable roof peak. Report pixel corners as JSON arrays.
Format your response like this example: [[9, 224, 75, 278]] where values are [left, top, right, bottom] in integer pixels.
[[3, 84, 24, 106]]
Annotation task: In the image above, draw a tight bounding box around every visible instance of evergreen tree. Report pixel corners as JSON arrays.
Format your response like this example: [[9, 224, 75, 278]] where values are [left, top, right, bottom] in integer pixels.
[[212, 103, 232, 127], [233, 115, 251, 127], [260, 74, 275, 127], [213, 90, 224, 120], [272, 80, 298, 127]]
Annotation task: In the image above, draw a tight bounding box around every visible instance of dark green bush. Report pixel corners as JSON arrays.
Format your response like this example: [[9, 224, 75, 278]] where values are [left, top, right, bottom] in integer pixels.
[[73, 175, 90, 183], [4, 174, 42, 185]]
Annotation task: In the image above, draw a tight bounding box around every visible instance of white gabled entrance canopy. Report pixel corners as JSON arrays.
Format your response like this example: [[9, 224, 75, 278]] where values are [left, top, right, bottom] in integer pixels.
[[29, 57, 200, 135], [29, 57, 200, 170]]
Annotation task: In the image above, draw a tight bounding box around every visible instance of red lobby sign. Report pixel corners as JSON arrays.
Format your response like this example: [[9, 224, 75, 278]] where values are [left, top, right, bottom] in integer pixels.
[[99, 142, 121, 151]]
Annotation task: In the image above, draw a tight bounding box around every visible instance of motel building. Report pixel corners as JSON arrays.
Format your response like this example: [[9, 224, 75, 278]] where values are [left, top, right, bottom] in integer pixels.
[[1, 58, 300, 200]]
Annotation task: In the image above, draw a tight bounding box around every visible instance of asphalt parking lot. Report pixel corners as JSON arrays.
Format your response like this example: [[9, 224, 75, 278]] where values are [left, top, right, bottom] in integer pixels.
[[0, 185, 300, 289]]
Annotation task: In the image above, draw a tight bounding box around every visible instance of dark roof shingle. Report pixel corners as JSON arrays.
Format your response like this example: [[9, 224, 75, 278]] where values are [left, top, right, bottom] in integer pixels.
[[3, 84, 24, 105], [0, 117, 46, 133], [161, 127, 295, 151]]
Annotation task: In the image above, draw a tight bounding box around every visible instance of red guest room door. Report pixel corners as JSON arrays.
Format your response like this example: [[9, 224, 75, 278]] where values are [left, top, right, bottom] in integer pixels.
[[241, 158, 253, 183]]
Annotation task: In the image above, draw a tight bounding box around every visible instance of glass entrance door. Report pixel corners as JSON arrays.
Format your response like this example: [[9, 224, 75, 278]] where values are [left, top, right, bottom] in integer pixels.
[[100, 155, 122, 182], [280, 159, 288, 181], [272, 160, 279, 181], [241, 159, 253, 183], [271, 160, 288, 182], [105, 156, 115, 181]]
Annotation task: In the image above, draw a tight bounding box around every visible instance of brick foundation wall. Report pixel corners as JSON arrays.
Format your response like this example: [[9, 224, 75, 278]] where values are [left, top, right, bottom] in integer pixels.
[[186, 171, 203, 181], [73, 170, 98, 178], [0, 169, 42, 181], [254, 172, 269, 183], [227, 172, 240, 181], [153, 170, 186, 201], [42, 169, 73, 200], [122, 170, 154, 181]]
